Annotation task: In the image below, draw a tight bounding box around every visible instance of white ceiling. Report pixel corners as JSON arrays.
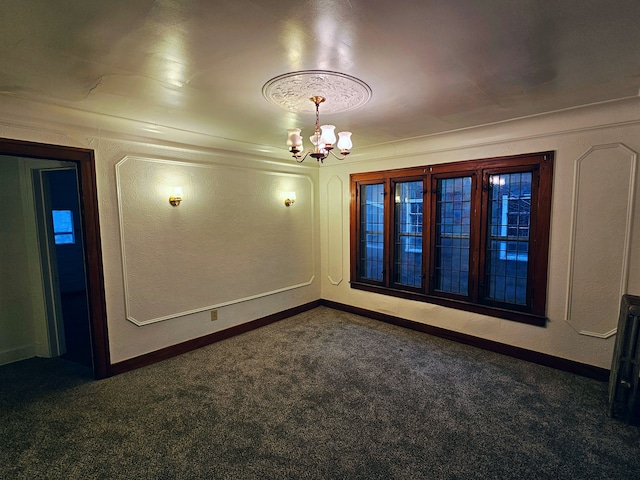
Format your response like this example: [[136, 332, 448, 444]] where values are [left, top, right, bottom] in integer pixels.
[[1, 0, 640, 153]]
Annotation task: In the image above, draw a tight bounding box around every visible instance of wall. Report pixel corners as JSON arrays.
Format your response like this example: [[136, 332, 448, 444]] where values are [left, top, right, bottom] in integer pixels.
[[101, 144, 320, 363], [0, 159, 37, 364], [0, 118, 321, 365], [2, 97, 638, 370], [319, 98, 640, 370]]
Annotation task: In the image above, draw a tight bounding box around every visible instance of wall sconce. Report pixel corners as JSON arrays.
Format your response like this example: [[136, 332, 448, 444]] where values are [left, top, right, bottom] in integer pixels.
[[169, 186, 183, 206], [284, 191, 296, 207]]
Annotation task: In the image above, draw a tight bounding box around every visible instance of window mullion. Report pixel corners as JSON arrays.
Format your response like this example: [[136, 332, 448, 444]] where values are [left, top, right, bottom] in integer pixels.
[[476, 170, 490, 304], [383, 179, 392, 287], [427, 175, 438, 294], [422, 175, 431, 295], [529, 165, 543, 314]]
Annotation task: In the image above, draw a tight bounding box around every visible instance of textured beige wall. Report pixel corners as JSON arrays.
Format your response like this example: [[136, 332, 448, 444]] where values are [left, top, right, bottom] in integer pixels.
[[0, 119, 321, 364], [319, 99, 640, 369], [115, 156, 315, 326], [94, 141, 321, 362]]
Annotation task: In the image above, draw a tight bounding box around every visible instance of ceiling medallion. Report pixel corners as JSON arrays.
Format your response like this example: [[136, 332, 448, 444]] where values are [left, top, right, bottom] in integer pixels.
[[262, 70, 372, 163], [262, 70, 372, 114]]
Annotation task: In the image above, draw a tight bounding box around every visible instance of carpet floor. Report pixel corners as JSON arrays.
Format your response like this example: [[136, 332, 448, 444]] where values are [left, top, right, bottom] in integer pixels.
[[1, 306, 639, 479]]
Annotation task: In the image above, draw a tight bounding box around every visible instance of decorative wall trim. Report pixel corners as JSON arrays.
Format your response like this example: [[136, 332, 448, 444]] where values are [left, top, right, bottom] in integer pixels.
[[565, 143, 637, 338], [126, 278, 316, 326], [327, 176, 344, 286], [115, 156, 316, 326]]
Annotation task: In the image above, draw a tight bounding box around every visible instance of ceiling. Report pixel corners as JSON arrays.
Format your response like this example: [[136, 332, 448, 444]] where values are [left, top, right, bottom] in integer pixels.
[[1, 0, 640, 154]]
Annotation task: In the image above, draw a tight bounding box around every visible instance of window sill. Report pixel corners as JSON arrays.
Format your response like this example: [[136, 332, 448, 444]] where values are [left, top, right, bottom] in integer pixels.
[[350, 281, 547, 327]]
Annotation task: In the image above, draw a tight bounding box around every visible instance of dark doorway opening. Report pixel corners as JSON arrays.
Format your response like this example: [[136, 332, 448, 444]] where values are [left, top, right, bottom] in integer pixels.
[[34, 168, 93, 368], [0, 138, 110, 379]]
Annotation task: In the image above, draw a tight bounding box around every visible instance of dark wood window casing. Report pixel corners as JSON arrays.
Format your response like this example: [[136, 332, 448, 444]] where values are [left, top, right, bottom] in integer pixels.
[[350, 152, 554, 326]]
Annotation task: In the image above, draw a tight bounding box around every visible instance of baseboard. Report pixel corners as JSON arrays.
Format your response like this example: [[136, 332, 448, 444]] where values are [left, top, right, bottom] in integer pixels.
[[108, 297, 610, 382], [321, 299, 610, 382], [109, 300, 322, 377], [0, 344, 37, 367]]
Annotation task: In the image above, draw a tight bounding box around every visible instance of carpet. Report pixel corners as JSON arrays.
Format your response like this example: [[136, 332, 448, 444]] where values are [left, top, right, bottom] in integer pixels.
[[1, 306, 638, 479]]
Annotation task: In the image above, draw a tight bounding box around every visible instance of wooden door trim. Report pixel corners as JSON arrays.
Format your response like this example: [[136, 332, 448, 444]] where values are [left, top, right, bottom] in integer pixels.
[[0, 137, 111, 378]]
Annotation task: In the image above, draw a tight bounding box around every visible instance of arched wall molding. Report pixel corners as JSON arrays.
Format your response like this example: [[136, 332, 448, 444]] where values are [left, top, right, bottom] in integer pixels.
[[327, 176, 344, 286], [565, 143, 637, 338]]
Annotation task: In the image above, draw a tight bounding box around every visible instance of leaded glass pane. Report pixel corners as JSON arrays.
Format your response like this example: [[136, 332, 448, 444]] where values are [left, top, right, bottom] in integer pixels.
[[484, 172, 532, 305], [359, 183, 384, 281], [394, 181, 423, 287], [434, 177, 471, 295]]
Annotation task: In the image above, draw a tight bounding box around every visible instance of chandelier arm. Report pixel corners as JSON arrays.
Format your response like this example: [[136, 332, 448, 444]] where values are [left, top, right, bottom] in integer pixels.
[[328, 150, 347, 161], [294, 151, 311, 163]]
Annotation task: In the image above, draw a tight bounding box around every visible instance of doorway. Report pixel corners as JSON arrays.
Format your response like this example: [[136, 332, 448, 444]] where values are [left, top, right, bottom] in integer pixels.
[[33, 167, 93, 368], [0, 138, 110, 378]]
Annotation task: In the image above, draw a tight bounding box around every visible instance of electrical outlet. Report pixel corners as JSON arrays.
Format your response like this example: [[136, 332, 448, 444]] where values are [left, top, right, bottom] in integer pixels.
[[210, 310, 218, 321]]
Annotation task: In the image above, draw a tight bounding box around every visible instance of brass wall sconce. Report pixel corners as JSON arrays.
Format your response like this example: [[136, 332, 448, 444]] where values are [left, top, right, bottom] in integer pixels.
[[284, 192, 296, 207], [169, 186, 183, 206]]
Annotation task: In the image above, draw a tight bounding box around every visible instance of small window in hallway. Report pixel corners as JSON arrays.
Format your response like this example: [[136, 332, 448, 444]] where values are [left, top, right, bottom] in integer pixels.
[[52, 210, 75, 245]]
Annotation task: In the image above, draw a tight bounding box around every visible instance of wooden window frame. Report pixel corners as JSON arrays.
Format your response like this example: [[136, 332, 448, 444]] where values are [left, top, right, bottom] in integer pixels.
[[350, 152, 553, 326]]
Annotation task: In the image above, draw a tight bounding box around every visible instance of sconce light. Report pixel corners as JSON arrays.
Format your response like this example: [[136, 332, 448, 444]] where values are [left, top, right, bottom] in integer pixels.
[[284, 191, 296, 207], [169, 186, 183, 206]]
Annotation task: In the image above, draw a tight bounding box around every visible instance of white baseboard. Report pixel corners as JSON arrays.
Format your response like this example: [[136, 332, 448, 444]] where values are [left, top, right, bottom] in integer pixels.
[[0, 345, 37, 367]]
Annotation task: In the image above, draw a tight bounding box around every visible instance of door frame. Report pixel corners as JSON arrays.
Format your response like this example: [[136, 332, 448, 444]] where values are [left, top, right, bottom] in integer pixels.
[[0, 137, 111, 378]]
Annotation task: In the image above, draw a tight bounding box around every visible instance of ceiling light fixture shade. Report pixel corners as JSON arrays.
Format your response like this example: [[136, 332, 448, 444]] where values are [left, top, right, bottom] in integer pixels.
[[287, 128, 303, 151], [337, 131, 353, 152]]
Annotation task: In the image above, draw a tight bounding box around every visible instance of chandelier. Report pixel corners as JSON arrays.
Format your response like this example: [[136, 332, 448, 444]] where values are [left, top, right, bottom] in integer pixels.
[[262, 70, 372, 164], [286, 96, 352, 163]]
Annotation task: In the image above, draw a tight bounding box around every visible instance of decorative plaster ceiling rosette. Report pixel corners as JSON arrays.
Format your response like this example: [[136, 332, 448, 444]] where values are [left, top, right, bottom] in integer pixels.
[[262, 70, 372, 114]]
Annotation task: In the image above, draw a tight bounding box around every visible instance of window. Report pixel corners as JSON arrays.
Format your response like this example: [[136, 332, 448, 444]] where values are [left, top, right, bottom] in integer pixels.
[[350, 152, 553, 326], [52, 209, 76, 245]]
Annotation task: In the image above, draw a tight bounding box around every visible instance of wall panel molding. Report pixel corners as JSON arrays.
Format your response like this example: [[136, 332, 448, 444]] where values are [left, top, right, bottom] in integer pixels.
[[116, 156, 315, 326], [565, 143, 637, 338], [327, 176, 344, 286]]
